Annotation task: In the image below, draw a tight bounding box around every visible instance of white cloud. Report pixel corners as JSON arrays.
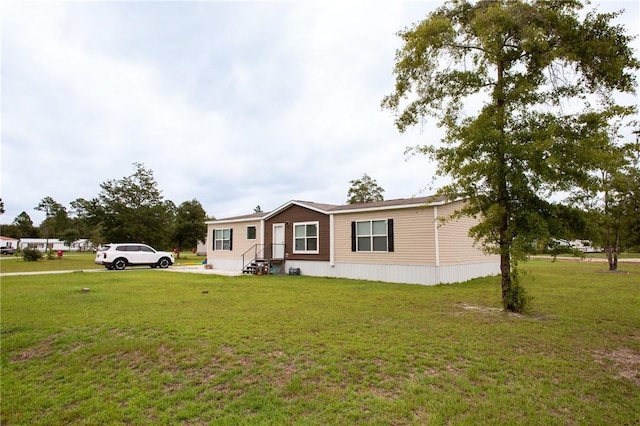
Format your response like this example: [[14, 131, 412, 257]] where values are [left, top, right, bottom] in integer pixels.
[[2, 0, 637, 225]]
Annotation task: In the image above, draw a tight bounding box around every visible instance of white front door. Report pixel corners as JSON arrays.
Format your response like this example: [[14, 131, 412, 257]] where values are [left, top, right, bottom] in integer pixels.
[[272, 224, 285, 259]]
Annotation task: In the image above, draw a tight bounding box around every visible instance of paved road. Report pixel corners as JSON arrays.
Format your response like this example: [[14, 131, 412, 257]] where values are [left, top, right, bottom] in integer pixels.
[[531, 255, 640, 263]]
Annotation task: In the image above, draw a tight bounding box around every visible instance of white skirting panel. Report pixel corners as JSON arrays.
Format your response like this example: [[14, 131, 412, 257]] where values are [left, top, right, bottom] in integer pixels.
[[209, 258, 243, 271], [436, 262, 501, 284], [283, 260, 500, 286], [283, 261, 333, 277]]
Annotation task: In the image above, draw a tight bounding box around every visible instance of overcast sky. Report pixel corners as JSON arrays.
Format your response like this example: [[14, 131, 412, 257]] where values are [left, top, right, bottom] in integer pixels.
[[2, 1, 638, 225]]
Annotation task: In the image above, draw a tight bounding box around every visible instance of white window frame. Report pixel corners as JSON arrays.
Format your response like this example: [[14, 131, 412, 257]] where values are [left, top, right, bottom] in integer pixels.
[[356, 219, 388, 252], [214, 228, 232, 251], [293, 221, 319, 254]]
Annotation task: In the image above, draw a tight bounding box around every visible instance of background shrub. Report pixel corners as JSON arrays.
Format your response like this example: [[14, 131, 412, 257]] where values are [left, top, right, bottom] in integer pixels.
[[22, 248, 43, 262]]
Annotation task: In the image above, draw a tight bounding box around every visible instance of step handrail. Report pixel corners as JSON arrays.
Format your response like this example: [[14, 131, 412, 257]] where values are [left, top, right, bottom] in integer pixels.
[[241, 243, 285, 272]]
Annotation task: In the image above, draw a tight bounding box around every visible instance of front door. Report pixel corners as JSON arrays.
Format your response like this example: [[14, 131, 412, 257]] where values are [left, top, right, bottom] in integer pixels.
[[272, 224, 285, 259]]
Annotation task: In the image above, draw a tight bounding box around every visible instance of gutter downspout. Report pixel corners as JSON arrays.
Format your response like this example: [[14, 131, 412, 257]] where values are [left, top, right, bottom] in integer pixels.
[[434, 206, 440, 283], [260, 219, 265, 247], [434, 206, 440, 266]]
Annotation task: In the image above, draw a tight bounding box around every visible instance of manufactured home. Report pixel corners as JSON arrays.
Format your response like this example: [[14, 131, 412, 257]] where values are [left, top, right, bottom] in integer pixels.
[[18, 238, 68, 252], [1, 236, 19, 254], [205, 196, 500, 285]]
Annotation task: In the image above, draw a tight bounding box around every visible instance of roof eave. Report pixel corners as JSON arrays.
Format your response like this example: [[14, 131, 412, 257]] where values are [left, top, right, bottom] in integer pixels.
[[261, 200, 333, 220]]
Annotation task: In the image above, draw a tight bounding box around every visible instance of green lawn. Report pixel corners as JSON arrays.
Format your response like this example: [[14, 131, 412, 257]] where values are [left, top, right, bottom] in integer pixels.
[[1, 260, 639, 424], [0, 252, 205, 274]]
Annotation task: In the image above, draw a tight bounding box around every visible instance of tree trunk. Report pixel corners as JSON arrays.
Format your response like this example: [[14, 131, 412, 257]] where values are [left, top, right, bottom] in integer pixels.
[[610, 232, 619, 271], [605, 220, 618, 271], [495, 59, 514, 311], [603, 185, 615, 271], [500, 243, 512, 306], [605, 222, 613, 270], [499, 208, 513, 310]]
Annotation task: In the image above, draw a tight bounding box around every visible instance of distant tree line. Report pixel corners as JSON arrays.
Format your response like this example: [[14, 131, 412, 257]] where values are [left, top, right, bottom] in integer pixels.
[[0, 163, 209, 251]]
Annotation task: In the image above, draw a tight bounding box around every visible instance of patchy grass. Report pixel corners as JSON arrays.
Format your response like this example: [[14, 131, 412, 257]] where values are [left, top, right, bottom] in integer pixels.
[[1, 260, 639, 424]]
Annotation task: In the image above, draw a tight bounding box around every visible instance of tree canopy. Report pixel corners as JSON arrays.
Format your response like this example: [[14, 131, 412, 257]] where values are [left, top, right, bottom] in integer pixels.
[[569, 120, 640, 270], [2, 164, 211, 251], [69, 163, 183, 249], [382, 0, 639, 311], [11, 212, 38, 238], [620, 136, 640, 250], [347, 174, 385, 204], [94, 163, 174, 247], [35, 197, 70, 239], [172, 199, 207, 254]]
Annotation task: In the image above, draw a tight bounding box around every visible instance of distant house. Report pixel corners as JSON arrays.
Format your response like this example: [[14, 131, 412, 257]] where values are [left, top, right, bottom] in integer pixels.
[[68, 239, 95, 252], [205, 196, 500, 285], [1, 236, 19, 254], [18, 238, 67, 252], [17, 238, 95, 252]]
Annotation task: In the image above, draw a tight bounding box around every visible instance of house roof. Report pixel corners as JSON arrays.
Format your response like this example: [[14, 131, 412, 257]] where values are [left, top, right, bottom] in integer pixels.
[[208, 195, 456, 223], [1, 236, 19, 242], [17, 238, 63, 243], [204, 211, 269, 224], [261, 200, 340, 220], [329, 195, 449, 213]]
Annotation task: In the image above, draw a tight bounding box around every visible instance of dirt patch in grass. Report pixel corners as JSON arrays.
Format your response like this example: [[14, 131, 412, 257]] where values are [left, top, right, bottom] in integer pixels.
[[13, 335, 61, 362], [15, 344, 54, 362], [593, 348, 640, 385], [460, 303, 525, 318]]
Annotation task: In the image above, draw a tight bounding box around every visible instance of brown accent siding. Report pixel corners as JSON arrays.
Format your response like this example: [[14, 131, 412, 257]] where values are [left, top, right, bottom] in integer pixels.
[[334, 207, 437, 266], [264, 205, 330, 262]]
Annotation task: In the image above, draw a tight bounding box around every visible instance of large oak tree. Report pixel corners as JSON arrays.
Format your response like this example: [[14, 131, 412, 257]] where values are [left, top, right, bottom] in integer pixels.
[[382, 0, 638, 311], [85, 163, 175, 248]]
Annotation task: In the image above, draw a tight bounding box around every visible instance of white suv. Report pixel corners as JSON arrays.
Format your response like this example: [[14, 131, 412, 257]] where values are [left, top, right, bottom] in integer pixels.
[[95, 243, 174, 270]]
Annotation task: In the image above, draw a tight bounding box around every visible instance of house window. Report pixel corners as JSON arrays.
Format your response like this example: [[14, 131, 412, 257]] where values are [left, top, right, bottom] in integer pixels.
[[293, 222, 318, 253], [247, 226, 257, 240], [213, 228, 233, 251], [352, 219, 394, 252]]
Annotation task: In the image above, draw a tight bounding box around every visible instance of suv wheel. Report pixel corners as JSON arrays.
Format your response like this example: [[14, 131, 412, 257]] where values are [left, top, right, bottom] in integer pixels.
[[113, 258, 127, 270], [157, 257, 171, 269]]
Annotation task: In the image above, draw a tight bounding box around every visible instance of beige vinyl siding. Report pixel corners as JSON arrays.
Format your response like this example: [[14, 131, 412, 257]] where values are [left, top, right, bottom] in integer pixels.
[[436, 201, 493, 265], [206, 219, 262, 261], [334, 207, 437, 266]]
